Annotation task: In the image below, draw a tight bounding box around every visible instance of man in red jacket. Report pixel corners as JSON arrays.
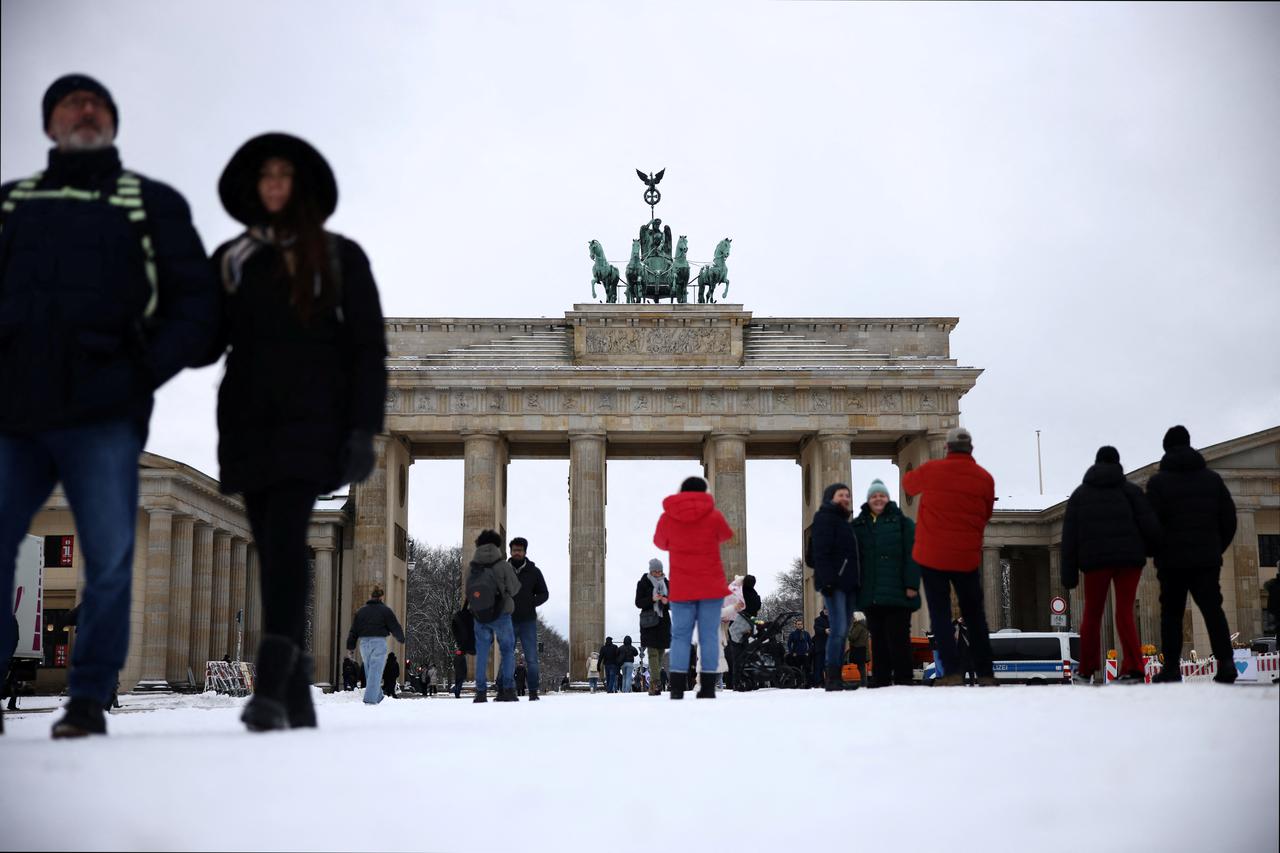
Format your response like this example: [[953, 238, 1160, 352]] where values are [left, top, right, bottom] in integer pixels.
[[902, 427, 997, 686]]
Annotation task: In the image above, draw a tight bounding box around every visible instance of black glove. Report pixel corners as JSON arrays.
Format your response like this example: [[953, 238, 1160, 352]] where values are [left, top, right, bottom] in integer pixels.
[[819, 585, 834, 597], [340, 429, 376, 485]]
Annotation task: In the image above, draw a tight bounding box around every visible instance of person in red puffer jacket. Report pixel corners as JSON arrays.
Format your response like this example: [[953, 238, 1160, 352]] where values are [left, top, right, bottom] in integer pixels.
[[653, 476, 733, 700], [902, 427, 997, 686]]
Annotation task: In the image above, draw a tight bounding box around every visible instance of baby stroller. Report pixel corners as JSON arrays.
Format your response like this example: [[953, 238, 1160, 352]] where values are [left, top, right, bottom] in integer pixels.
[[733, 611, 806, 690]]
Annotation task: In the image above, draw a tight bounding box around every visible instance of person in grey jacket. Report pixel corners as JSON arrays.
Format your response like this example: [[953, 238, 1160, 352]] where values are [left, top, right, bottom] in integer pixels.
[[468, 529, 522, 703], [345, 585, 405, 704]]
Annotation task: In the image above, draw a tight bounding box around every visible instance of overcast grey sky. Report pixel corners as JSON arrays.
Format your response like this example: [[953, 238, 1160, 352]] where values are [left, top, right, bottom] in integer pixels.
[[4, 1, 1278, 643]]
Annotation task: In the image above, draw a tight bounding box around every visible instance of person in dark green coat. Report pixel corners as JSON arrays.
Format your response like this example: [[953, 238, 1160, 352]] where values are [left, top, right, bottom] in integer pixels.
[[852, 479, 922, 686]]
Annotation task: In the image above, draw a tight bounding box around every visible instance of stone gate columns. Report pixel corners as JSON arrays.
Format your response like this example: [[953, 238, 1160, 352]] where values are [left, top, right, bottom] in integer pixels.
[[461, 432, 509, 566], [188, 523, 214, 684], [568, 432, 606, 681], [166, 516, 195, 683], [981, 546, 1002, 632], [799, 432, 854, 627], [228, 538, 248, 660], [139, 510, 173, 685], [704, 432, 748, 580], [313, 546, 336, 687], [209, 531, 232, 660], [245, 545, 262, 659], [1231, 509, 1261, 641]]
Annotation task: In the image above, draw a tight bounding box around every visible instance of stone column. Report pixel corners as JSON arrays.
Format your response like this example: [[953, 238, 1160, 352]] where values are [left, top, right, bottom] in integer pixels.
[[139, 510, 173, 685], [188, 523, 214, 685], [569, 432, 606, 681], [228, 538, 248, 660], [352, 435, 393, 601], [313, 546, 336, 687], [245, 545, 262, 659], [165, 516, 195, 684], [798, 432, 854, 628], [1232, 509, 1261, 641], [461, 432, 509, 567], [981, 546, 1002, 632], [703, 432, 748, 580], [1137, 559, 1160, 651], [209, 531, 232, 661], [1047, 546, 1066, 632]]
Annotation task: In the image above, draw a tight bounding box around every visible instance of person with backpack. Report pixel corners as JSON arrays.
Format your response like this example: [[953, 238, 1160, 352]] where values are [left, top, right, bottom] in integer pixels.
[[345, 585, 405, 705], [808, 483, 861, 691], [508, 536, 549, 701], [812, 608, 830, 687], [0, 74, 220, 739], [203, 132, 388, 731], [617, 637, 641, 693], [846, 612, 869, 689], [586, 650, 601, 693], [466, 529, 522, 703], [653, 475, 734, 700], [598, 638, 621, 693], [1146, 426, 1239, 684], [852, 479, 921, 687], [1060, 445, 1162, 685], [636, 559, 672, 696]]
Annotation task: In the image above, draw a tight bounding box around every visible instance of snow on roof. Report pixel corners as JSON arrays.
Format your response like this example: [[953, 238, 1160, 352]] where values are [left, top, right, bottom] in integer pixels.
[[313, 494, 350, 513]]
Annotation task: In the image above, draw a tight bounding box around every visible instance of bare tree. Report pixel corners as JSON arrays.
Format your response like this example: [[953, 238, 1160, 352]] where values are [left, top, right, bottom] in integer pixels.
[[404, 539, 463, 675], [761, 557, 805, 623], [533, 614, 571, 689]]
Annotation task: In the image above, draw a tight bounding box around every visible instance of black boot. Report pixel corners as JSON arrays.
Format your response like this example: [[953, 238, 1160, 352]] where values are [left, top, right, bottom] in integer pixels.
[[496, 688, 519, 702], [241, 634, 298, 732], [669, 672, 687, 700], [473, 690, 488, 703], [696, 673, 717, 699], [528, 689, 539, 701], [52, 696, 107, 738], [286, 653, 317, 728], [825, 665, 845, 691]]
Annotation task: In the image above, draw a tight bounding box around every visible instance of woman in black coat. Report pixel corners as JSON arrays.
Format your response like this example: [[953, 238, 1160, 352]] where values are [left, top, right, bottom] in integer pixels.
[[808, 482, 860, 691], [1061, 446, 1161, 684], [636, 559, 672, 695], [204, 134, 387, 731]]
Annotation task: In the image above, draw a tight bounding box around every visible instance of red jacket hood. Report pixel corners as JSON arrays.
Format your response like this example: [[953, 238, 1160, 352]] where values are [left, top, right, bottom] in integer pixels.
[[662, 491, 717, 522]]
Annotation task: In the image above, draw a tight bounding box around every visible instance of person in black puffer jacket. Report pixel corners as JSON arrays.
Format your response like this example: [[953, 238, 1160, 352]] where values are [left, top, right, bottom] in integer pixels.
[[808, 483, 860, 691], [1145, 426, 1238, 683], [1061, 446, 1162, 683], [202, 133, 388, 731]]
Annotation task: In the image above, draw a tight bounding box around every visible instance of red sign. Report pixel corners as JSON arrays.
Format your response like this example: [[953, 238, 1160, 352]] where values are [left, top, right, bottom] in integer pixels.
[[54, 644, 68, 667], [59, 536, 74, 567]]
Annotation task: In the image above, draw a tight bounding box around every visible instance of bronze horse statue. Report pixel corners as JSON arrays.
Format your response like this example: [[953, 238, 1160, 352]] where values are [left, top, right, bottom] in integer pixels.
[[697, 238, 731, 303], [589, 239, 621, 303]]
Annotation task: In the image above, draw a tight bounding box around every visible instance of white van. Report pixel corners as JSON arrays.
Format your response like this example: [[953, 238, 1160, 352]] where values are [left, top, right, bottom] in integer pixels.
[[987, 630, 1080, 684], [9, 535, 45, 680]]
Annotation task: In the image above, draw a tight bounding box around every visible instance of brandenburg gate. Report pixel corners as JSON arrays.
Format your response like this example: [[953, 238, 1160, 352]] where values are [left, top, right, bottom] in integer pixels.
[[350, 303, 981, 679]]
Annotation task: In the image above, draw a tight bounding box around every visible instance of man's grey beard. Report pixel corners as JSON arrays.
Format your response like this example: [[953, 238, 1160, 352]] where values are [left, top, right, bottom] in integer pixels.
[[58, 127, 114, 151]]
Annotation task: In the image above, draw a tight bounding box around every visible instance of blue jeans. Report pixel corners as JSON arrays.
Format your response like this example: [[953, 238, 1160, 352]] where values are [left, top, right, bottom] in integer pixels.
[[512, 617, 540, 691], [621, 661, 635, 692], [822, 590, 850, 665], [0, 420, 142, 705], [604, 664, 619, 692], [474, 612, 515, 694], [670, 598, 723, 673], [359, 636, 388, 704]]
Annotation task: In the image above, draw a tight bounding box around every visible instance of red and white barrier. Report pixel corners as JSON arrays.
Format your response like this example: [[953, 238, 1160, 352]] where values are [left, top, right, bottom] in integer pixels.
[[1140, 651, 1279, 683]]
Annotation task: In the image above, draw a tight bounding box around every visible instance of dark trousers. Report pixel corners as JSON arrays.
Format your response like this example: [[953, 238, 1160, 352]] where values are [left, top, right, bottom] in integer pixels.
[[1159, 566, 1234, 670], [244, 481, 321, 647], [866, 605, 915, 685], [604, 664, 619, 693], [921, 567, 994, 679]]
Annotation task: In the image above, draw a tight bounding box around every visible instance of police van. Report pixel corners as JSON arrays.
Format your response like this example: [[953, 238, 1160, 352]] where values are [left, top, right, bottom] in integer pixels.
[[987, 630, 1080, 684], [8, 536, 44, 686]]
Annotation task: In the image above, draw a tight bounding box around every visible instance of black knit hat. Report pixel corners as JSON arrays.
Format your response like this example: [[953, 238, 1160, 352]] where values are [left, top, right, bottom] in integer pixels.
[[43, 73, 118, 132], [218, 132, 337, 225], [1163, 425, 1191, 451], [1095, 446, 1120, 465]]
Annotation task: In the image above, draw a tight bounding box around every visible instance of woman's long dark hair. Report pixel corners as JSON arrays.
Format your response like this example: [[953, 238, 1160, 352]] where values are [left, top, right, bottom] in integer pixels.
[[269, 163, 334, 325]]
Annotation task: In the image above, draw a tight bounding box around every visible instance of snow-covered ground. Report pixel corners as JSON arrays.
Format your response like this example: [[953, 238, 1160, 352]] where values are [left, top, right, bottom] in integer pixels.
[[2, 684, 1276, 853]]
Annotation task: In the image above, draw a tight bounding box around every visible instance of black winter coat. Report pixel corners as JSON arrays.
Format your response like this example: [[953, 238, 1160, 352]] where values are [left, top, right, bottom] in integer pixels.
[[345, 599, 405, 650], [1061, 462, 1162, 588], [1146, 447, 1237, 572], [451, 607, 476, 654], [742, 576, 761, 618], [635, 574, 672, 649], [618, 641, 640, 663], [203, 233, 386, 495], [0, 147, 218, 435], [509, 559, 549, 623], [599, 641, 620, 665], [809, 500, 860, 595]]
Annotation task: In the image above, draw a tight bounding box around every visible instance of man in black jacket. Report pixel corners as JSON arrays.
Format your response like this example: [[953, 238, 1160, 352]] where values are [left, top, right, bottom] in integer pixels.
[[345, 586, 406, 703], [508, 537, 549, 701], [0, 75, 219, 739], [1146, 426, 1239, 684], [599, 637, 620, 693]]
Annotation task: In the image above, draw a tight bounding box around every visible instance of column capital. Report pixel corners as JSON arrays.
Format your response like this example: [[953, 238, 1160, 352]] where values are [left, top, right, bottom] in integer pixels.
[[706, 430, 750, 443], [568, 430, 607, 441]]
